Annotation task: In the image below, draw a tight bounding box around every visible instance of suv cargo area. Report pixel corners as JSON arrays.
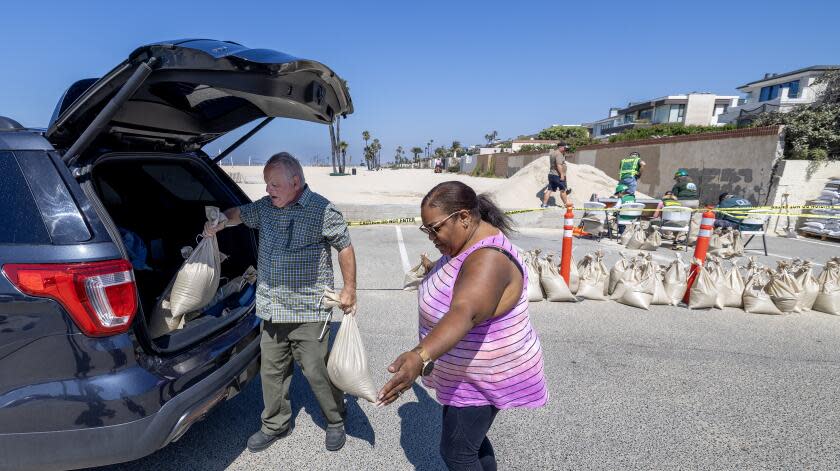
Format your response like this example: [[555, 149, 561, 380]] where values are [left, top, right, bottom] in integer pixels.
[[91, 153, 258, 351]]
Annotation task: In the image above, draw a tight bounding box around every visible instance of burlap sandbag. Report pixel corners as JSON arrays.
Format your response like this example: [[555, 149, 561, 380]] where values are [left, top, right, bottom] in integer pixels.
[[547, 253, 578, 294], [813, 257, 840, 315], [795, 261, 819, 312], [620, 224, 638, 246], [614, 258, 655, 310], [718, 262, 745, 308], [624, 225, 646, 250], [688, 261, 718, 309], [576, 252, 609, 301], [743, 271, 783, 315], [523, 251, 544, 302], [403, 254, 433, 291], [708, 228, 734, 259], [323, 289, 378, 402], [640, 227, 662, 252], [663, 254, 688, 306], [608, 254, 631, 296], [730, 230, 745, 257], [150, 207, 225, 337], [538, 257, 576, 302], [767, 266, 802, 313], [645, 258, 670, 306]]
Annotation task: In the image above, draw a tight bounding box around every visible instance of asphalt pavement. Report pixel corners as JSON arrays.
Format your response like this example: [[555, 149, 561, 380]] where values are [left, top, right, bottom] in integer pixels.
[[91, 221, 840, 471]]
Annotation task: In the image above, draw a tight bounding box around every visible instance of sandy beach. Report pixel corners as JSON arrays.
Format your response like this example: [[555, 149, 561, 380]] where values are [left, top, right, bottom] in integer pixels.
[[224, 156, 637, 211]]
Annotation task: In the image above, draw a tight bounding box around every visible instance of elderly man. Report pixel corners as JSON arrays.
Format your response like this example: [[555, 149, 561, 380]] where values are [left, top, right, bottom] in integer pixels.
[[206, 152, 357, 452]]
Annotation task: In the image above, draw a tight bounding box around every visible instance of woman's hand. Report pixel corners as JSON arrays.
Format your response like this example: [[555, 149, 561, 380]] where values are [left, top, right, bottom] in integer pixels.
[[377, 351, 422, 406], [420, 253, 434, 272]]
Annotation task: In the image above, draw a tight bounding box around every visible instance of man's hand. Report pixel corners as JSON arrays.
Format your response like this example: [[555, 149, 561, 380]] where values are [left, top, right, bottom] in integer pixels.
[[203, 220, 226, 237], [338, 286, 356, 315], [377, 351, 422, 406]]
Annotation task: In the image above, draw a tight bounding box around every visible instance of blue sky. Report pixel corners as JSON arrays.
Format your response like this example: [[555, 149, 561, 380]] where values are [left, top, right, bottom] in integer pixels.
[[1, 0, 838, 165]]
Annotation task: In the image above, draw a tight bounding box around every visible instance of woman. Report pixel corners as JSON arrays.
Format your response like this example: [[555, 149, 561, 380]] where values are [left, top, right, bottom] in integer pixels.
[[378, 181, 548, 470]]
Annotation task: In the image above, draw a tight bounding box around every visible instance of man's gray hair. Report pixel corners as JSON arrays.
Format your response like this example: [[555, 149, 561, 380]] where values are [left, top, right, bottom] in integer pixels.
[[264, 152, 306, 185]]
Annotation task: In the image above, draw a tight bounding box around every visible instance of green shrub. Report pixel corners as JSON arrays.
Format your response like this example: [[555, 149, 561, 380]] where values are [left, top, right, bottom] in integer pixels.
[[518, 144, 556, 153], [606, 123, 737, 143]]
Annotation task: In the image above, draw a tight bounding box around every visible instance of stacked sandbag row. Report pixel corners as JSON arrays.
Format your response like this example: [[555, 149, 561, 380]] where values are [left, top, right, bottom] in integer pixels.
[[608, 253, 685, 310], [520, 249, 580, 302], [621, 224, 662, 251], [689, 257, 839, 315], [402, 248, 840, 316], [800, 178, 840, 238]]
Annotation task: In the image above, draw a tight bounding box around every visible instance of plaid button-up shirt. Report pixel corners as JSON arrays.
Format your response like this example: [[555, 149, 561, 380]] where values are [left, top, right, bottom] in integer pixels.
[[239, 185, 351, 323]]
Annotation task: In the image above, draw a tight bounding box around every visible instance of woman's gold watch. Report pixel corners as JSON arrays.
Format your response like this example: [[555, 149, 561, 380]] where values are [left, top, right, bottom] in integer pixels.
[[412, 346, 435, 376]]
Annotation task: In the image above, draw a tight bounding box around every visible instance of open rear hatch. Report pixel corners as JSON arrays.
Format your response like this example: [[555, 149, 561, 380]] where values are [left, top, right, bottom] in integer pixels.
[[47, 38, 353, 156], [44, 39, 353, 352]]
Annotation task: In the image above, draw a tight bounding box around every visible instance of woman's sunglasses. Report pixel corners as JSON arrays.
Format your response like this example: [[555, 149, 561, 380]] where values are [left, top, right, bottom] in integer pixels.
[[419, 211, 462, 236]]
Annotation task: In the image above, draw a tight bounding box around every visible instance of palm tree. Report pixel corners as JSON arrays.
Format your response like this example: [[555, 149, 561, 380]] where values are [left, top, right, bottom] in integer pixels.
[[329, 122, 338, 174], [411, 146, 423, 167], [372, 138, 381, 169], [362, 130, 370, 156], [451, 140, 461, 156], [394, 146, 404, 166], [484, 131, 498, 145], [339, 141, 348, 173]]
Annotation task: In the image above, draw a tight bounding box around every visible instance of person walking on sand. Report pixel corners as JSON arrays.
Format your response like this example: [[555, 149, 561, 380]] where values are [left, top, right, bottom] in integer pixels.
[[541, 143, 570, 208]]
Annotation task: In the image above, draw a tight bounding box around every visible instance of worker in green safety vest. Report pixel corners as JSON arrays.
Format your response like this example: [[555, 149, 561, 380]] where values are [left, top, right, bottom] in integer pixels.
[[618, 151, 645, 195], [671, 169, 698, 199], [613, 183, 636, 235]]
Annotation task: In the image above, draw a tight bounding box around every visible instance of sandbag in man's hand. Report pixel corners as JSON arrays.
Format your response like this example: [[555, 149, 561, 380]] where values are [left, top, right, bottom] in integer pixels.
[[203, 220, 226, 237]]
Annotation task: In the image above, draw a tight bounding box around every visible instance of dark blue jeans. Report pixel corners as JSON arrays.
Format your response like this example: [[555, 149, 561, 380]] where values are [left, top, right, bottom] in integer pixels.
[[440, 405, 500, 471]]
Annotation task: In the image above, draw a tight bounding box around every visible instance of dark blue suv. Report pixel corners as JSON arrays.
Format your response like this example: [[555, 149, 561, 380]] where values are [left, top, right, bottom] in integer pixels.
[[0, 39, 352, 471]]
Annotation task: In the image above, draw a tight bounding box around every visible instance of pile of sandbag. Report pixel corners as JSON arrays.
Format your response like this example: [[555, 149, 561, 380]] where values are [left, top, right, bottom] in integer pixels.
[[708, 227, 745, 259], [621, 224, 662, 251], [522, 250, 580, 302], [150, 207, 227, 338], [607, 253, 680, 310], [736, 258, 831, 315]]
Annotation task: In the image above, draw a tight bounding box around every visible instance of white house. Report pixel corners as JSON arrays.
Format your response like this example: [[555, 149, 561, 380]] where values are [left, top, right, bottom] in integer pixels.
[[510, 139, 562, 152], [585, 93, 740, 140], [717, 65, 839, 124]]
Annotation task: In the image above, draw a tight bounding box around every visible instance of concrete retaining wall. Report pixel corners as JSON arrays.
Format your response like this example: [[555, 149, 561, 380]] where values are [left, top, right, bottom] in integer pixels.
[[574, 126, 785, 205]]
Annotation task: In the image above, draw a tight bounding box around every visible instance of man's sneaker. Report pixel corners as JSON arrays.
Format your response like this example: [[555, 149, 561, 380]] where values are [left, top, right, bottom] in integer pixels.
[[325, 424, 346, 451], [540, 204, 548, 208], [247, 428, 291, 453]]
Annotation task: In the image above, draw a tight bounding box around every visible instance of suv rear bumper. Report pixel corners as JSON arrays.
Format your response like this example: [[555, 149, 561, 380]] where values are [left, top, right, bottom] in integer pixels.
[[0, 338, 260, 471]]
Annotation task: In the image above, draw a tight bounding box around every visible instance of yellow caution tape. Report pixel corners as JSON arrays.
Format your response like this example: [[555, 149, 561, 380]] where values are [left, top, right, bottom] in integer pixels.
[[345, 205, 839, 226]]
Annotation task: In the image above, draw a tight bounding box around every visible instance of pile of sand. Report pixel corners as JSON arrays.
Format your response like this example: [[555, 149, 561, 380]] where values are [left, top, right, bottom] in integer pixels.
[[226, 157, 648, 210], [485, 155, 649, 208]]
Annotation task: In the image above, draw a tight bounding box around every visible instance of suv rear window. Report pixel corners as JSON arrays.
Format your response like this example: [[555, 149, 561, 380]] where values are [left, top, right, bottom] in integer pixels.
[[141, 164, 215, 202], [0, 152, 50, 244]]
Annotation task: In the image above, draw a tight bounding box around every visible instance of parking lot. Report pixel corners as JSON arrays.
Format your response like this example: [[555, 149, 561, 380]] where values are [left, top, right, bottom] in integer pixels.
[[93, 223, 840, 470]]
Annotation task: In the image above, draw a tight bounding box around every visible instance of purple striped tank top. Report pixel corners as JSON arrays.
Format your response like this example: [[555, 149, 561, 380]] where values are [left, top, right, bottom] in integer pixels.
[[418, 232, 548, 409]]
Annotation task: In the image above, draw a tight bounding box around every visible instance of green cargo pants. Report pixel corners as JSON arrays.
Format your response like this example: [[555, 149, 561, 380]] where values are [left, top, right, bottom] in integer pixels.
[[259, 321, 345, 435]]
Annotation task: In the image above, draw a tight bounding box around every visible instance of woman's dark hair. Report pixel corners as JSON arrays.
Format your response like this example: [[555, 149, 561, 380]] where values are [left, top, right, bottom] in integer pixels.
[[421, 181, 515, 236]]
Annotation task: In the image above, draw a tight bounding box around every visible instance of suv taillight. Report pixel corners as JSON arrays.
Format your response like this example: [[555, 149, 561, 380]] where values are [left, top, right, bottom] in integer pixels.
[[3, 260, 137, 336]]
